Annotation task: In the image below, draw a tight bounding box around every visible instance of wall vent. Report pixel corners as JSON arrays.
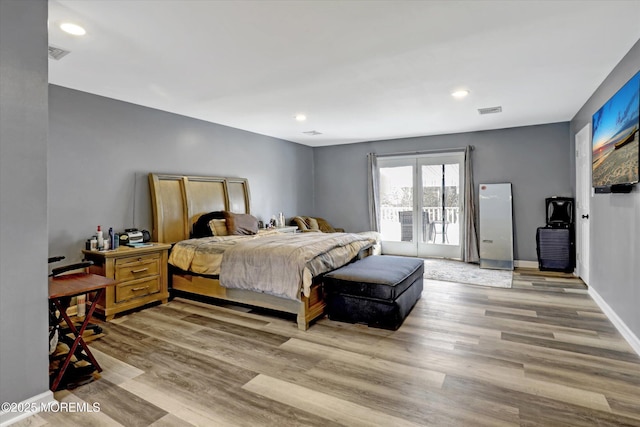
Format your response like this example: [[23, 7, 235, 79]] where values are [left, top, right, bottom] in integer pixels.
[[48, 46, 70, 60], [302, 130, 322, 136], [478, 106, 502, 115]]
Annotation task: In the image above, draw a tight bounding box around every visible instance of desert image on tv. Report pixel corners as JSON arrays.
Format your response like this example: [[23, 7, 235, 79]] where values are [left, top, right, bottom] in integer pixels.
[[592, 73, 639, 188]]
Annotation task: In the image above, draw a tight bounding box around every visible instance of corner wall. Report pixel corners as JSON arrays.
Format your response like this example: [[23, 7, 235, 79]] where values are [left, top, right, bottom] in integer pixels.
[[0, 0, 50, 411], [313, 122, 571, 262], [570, 39, 640, 345]]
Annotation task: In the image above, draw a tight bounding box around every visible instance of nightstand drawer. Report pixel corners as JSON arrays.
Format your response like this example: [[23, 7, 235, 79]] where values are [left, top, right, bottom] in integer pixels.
[[115, 254, 160, 281], [116, 276, 160, 303]]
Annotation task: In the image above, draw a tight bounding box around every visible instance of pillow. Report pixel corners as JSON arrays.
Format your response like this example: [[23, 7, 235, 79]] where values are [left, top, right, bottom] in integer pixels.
[[305, 217, 320, 231], [291, 216, 309, 231], [192, 211, 225, 238], [208, 219, 228, 236], [223, 211, 259, 235]]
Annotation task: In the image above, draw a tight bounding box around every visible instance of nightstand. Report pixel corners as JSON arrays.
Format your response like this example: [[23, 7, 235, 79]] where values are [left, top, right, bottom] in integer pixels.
[[257, 226, 299, 234], [274, 226, 298, 233], [82, 243, 171, 320]]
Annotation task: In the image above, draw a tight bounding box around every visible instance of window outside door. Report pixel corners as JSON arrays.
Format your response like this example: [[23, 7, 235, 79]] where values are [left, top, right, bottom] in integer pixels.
[[378, 152, 464, 259]]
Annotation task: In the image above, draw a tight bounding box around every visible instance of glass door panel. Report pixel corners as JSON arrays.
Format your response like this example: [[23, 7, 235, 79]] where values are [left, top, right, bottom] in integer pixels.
[[421, 164, 442, 243], [378, 159, 417, 256], [443, 163, 460, 245], [417, 154, 463, 259]]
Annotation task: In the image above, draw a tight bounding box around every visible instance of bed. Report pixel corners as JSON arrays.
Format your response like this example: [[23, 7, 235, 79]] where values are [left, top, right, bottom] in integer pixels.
[[148, 173, 375, 330]]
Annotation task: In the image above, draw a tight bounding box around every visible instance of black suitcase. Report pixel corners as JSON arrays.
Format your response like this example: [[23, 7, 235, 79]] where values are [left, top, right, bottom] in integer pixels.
[[536, 227, 575, 272]]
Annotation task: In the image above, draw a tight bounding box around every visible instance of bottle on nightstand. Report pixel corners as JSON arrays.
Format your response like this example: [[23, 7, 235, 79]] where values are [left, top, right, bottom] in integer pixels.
[[108, 227, 115, 250], [96, 226, 104, 251]]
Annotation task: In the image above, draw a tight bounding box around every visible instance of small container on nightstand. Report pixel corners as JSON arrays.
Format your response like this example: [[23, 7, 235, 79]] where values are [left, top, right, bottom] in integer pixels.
[[277, 226, 298, 234], [82, 243, 171, 320]]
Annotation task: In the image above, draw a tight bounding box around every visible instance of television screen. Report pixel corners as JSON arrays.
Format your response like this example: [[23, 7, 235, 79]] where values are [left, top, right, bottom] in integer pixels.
[[591, 71, 639, 191]]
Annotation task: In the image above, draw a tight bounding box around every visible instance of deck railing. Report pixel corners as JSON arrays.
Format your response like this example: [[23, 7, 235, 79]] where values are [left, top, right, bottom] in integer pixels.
[[380, 206, 459, 223]]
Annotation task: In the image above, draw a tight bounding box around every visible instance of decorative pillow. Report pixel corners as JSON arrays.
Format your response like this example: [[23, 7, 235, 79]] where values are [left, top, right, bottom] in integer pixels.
[[192, 211, 225, 238], [305, 217, 320, 231], [223, 211, 259, 235], [208, 219, 228, 236], [291, 216, 308, 231]]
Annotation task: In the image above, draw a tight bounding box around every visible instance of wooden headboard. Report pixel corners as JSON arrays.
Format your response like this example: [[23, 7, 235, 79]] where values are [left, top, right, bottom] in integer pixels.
[[148, 173, 250, 244]]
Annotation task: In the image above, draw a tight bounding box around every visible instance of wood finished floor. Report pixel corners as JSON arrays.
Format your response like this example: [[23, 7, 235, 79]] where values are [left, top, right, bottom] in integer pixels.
[[18, 269, 640, 426]]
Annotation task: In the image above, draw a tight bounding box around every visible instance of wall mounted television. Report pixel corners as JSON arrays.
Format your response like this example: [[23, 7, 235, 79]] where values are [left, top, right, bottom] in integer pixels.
[[591, 70, 639, 193]]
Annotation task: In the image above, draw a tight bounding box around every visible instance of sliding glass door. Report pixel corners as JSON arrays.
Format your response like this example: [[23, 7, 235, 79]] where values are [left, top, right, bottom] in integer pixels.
[[379, 152, 464, 259]]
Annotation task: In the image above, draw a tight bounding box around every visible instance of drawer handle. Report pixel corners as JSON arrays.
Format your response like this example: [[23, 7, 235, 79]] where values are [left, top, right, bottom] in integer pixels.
[[131, 286, 149, 291], [131, 268, 149, 274]]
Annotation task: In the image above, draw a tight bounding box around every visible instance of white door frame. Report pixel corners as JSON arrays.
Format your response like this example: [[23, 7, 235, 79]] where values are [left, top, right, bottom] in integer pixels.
[[575, 123, 591, 285], [378, 152, 464, 259]]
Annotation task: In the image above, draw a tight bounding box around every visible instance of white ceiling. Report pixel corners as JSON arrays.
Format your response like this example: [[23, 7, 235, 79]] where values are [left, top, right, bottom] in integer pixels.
[[48, 1, 640, 147]]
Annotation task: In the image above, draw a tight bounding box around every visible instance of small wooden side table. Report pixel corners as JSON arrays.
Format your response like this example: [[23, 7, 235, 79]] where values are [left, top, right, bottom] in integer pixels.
[[48, 273, 116, 391]]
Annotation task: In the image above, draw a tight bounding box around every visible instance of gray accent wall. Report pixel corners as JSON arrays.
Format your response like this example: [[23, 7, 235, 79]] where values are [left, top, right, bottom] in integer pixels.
[[313, 123, 571, 261], [48, 86, 314, 263], [570, 39, 640, 340], [0, 0, 49, 405]]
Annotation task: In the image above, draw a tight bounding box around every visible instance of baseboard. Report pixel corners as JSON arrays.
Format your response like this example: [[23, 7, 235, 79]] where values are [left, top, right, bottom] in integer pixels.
[[514, 260, 538, 269], [0, 390, 55, 427], [588, 285, 640, 357]]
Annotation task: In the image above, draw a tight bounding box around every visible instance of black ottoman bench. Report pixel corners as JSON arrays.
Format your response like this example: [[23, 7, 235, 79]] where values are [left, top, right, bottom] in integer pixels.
[[324, 255, 424, 330]]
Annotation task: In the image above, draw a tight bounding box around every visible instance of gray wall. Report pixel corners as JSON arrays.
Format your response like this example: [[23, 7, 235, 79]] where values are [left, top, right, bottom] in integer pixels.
[[0, 0, 49, 405], [313, 123, 571, 261], [570, 39, 640, 340], [48, 86, 315, 263]]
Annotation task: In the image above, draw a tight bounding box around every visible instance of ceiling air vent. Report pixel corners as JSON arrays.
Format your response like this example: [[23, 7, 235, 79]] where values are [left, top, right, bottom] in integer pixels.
[[478, 106, 502, 115], [302, 130, 322, 136], [48, 45, 70, 60]]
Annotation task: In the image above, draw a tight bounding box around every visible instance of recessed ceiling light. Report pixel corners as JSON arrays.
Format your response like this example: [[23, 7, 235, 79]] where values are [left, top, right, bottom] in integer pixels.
[[295, 114, 307, 122], [60, 22, 86, 36], [451, 90, 470, 99]]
